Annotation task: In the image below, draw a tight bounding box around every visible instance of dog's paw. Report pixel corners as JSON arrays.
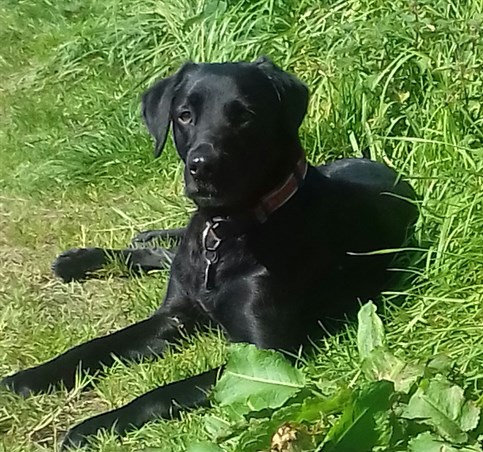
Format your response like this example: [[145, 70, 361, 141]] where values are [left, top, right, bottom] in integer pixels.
[[1, 373, 33, 398], [1, 366, 56, 397], [52, 248, 106, 282]]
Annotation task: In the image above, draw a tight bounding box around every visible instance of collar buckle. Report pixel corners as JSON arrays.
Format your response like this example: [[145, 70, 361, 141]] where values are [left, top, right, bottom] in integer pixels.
[[202, 220, 224, 290]]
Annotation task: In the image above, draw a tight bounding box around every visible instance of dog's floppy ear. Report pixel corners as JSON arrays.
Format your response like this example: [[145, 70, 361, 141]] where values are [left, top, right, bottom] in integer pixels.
[[141, 75, 176, 158], [254, 56, 309, 134], [141, 63, 195, 158]]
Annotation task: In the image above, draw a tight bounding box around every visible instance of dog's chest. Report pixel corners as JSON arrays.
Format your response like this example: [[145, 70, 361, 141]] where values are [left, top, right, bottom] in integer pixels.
[[174, 230, 260, 305], [197, 237, 252, 288]]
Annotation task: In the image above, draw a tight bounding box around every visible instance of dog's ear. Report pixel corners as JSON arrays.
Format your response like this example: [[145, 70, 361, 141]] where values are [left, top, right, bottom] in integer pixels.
[[141, 76, 176, 158], [141, 63, 195, 158], [254, 56, 309, 134]]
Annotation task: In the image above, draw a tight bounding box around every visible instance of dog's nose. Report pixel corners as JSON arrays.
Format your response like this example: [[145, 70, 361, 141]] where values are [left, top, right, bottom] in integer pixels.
[[187, 145, 215, 179], [188, 156, 206, 177]]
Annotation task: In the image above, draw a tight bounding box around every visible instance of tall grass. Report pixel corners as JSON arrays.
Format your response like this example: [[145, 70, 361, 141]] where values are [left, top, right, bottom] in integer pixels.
[[0, 0, 482, 450]]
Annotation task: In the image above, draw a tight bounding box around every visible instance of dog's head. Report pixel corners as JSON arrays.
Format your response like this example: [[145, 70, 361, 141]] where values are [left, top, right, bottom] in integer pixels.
[[142, 57, 308, 209]]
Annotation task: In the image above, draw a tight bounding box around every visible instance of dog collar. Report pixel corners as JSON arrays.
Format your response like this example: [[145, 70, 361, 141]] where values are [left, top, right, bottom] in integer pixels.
[[253, 155, 308, 222], [201, 154, 308, 290]]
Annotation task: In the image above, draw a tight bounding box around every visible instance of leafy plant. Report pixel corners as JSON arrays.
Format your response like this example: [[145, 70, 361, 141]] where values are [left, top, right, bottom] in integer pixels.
[[213, 343, 306, 419], [192, 302, 482, 451]]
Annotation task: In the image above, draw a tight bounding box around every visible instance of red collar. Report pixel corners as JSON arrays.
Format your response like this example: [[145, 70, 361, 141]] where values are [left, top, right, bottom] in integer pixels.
[[253, 154, 308, 222]]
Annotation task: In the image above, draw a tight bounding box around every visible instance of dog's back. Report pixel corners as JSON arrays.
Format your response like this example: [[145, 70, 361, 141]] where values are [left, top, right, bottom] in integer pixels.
[[318, 157, 417, 249]]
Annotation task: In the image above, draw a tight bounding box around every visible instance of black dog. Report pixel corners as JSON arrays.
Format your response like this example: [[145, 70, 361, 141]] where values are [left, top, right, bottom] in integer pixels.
[[2, 57, 417, 449]]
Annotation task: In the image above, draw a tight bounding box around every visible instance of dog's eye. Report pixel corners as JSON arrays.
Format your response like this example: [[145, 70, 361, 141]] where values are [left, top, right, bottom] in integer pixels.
[[178, 111, 192, 124]]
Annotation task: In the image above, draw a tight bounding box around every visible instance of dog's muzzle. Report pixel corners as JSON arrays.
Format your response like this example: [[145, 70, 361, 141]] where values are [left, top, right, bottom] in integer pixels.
[[186, 143, 216, 181]]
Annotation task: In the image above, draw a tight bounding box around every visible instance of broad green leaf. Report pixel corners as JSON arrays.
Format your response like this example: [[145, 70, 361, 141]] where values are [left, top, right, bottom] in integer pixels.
[[295, 390, 352, 422], [402, 376, 481, 444], [357, 302, 386, 361], [362, 347, 424, 393], [318, 380, 395, 452], [213, 344, 305, 417], [186, 442, 225, 452], [409, 432, 483, 452]]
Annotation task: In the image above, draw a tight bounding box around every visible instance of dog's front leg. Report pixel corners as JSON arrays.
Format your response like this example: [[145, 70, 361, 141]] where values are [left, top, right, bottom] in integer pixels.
[[62, 366, 221, 450], [1, 309, 192, 397], [52, 247, 176, 282]]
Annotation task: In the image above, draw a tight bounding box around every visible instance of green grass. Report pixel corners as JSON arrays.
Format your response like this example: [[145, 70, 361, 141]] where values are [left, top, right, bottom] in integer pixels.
[[0, 0, 482, 450]]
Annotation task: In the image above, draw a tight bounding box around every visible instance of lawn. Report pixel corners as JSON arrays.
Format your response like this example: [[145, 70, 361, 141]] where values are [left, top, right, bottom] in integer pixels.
[[0, 0, 482, 450]]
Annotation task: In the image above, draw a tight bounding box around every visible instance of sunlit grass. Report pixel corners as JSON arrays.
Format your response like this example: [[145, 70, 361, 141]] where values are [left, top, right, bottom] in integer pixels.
[[0, 0, 482, 450]]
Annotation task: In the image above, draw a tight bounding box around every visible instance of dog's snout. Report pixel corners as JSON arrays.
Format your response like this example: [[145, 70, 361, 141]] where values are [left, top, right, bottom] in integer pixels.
[[188, 156, 206, 176], [187, 144, 215, 179]]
